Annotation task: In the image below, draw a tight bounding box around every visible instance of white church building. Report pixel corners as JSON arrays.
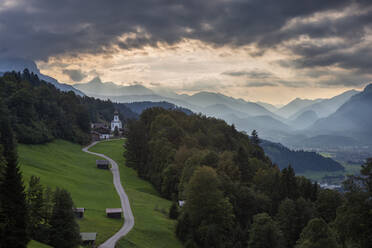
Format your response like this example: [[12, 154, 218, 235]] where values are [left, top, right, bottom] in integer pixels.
[[111, 110, 122, 131]]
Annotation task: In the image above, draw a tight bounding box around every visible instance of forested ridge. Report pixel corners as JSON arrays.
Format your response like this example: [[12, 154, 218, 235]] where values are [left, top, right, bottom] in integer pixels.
[[261, 140, 344, 173], [125, 108, 372, 248], [0, 70, 133, 144]]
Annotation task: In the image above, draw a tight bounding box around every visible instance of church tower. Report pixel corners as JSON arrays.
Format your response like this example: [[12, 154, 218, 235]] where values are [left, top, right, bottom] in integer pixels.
[[111, 110, 122, 131]]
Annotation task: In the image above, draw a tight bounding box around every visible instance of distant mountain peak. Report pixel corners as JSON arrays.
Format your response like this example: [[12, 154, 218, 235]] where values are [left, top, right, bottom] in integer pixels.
[[89, 76, 103, 84], [364, 83, 372, 93]]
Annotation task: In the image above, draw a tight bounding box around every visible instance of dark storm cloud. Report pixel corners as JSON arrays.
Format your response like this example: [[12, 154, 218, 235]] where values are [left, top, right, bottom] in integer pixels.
[[291, 45, 372, 74], [62, 69, 87, 82], [0, 0, 371, 87]]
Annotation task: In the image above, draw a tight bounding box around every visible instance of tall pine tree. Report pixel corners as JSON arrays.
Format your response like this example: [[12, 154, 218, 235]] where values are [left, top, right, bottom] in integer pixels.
[[49, 188, 80, 248], [0, 102, 29, 248]]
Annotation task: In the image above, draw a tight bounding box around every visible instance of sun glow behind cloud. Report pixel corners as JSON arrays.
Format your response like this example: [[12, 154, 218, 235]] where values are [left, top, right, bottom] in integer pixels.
[[36, 39, 359, 104]]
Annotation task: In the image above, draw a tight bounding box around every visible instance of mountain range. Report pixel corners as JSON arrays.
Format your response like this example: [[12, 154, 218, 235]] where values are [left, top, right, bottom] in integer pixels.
[[275, 98, 324, 119], [308, 84, 372, 144], [1, 58, 369, 151], [73, 75, 370, 149], [74, 77, 154, 96]]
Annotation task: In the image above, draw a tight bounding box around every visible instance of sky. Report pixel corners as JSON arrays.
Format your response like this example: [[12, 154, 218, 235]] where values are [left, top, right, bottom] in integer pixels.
[[1, 0, 372, 104]]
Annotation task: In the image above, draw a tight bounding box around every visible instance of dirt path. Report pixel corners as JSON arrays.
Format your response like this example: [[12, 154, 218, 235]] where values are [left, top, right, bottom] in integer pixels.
[[82, 141, 134, 248]]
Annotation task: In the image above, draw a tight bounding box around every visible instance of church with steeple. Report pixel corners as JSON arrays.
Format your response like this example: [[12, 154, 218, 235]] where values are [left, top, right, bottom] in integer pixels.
[[111, 110, 122, 131]]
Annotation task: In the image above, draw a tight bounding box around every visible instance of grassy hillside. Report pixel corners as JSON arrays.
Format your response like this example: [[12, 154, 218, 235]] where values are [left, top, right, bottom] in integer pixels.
[[89, 140, 183, 248], [19, 140, 122, 246], [28, 240, 52, 248]]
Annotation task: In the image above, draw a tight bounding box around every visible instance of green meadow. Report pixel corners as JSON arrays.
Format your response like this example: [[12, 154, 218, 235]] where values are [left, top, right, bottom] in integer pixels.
[[28, 240, 52, 248], [19, 140, 122, 246], [89, 140, 183, 248], [19, 139, 183, 248]]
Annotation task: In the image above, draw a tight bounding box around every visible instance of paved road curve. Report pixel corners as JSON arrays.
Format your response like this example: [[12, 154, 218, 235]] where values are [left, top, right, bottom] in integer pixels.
[[82, 141, 135, 248]]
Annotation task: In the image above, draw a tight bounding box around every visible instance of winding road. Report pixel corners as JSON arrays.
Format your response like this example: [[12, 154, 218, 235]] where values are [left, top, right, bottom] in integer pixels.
[[82, 141, 134, 248]]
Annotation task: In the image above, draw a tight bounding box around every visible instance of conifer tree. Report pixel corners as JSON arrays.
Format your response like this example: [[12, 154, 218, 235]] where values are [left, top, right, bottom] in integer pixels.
[[295, 218, 339, 248], [0, 103, 29, 248], [169, 201, 179, 219], [49, 188, 80, 248], [248, 213, 283, 248], [27, 176, 44, 238], [251, 130, 260, 145]]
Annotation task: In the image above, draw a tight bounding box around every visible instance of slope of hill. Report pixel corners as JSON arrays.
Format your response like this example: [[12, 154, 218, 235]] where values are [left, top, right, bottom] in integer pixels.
[[260, 140, 344, 173], [28, 240, 52, 248], [309, 84, 372, 144], [74, 77, 155, 96], [0, 58, 84, 96], [231, 115, 291, 140], [202, 103, 250, 119], [290, 110, 318, 130], [184, 91, 275, 117], [19, 140, 123, 246], [255, 101, 279, 112], [290, 90, 359, 119], [123, 101, 193, 115], [19, 139, 182, 248], [89, 140, 183, 248], [276, 98, 323, 119]]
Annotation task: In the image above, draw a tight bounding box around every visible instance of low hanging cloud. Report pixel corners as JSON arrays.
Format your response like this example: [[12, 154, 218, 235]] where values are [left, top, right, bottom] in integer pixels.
[[62, 69, 87, 82]]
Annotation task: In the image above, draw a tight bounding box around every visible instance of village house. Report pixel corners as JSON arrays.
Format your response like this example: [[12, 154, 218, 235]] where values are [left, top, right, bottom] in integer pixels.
[[91, 123, 107, 129], [99, 133, 111, 140]]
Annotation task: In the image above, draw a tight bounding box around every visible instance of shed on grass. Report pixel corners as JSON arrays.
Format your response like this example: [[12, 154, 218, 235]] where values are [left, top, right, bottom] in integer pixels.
[[73, 208, 85, 218], [96, 160, 109, 169], [106, 208, 122, 219], [80, 232, 97, 247]]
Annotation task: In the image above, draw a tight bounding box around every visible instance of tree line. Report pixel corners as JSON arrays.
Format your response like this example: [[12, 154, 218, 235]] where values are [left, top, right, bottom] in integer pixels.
[[125, 107, 372, 248], [0, 70, 133, 145]]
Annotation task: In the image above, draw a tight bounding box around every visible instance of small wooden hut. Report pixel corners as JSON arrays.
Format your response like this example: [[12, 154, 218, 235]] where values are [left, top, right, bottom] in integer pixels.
[[73, 208, 85, 218], [80, 232, 97, 247], [96, 160, 109, 169], [106, 208, 122, 219]]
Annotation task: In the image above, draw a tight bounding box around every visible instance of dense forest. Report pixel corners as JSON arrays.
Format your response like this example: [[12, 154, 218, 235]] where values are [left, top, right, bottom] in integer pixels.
[[261, 140, 344, 173], [0, 102, 81, 247], [0, 70, 134, 144], [125, 108, 372, 248]]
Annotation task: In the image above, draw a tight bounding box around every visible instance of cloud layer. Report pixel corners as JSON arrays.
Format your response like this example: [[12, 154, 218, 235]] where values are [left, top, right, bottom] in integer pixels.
[[0, 0, 371, 99]]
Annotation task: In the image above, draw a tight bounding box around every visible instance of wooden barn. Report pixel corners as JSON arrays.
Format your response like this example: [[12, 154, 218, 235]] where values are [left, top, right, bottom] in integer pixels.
[[81, 232, 97, 247], [106, 208, 122, 219], [73, 208, 85, 218], [96, 160, 109, 169]]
